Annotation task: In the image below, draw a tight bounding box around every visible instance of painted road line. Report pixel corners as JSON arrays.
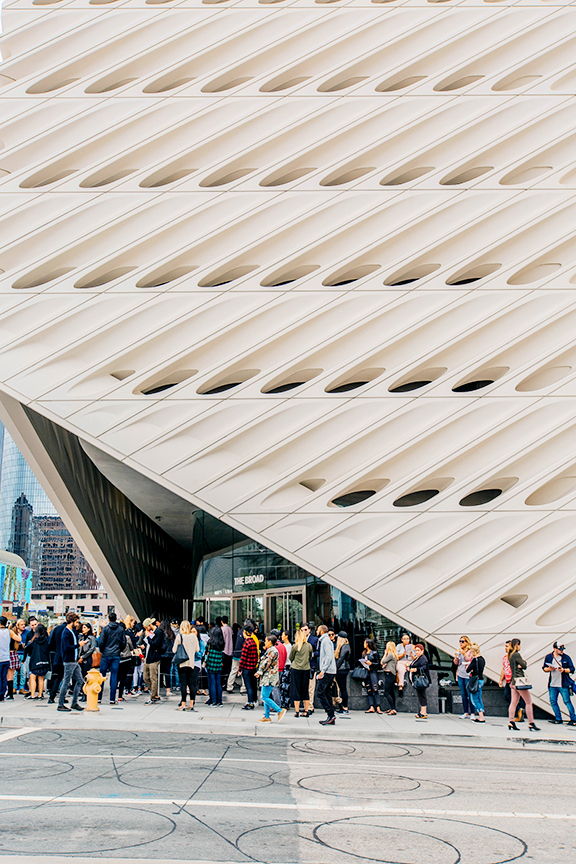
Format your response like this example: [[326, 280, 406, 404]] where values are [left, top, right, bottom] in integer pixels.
[[0, 728, 41, 743], [1, 751, 576, 780], [0, 794, 572, 820]]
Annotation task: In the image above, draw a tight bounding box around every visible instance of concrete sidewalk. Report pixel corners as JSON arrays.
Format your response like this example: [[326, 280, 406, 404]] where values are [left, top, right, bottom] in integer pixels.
[[1, 689, 574, 750]]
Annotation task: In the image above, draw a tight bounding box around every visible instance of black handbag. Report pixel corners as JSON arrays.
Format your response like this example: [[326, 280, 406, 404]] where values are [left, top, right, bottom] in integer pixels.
[[467, 675, 480, 694], [412, 674, 429, 690], [173, 639, 189, 666], [351, 666, 369, 680]]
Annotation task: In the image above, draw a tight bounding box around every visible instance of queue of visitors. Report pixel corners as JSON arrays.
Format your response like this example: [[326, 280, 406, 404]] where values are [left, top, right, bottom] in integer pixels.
[[1, 613, 575, 726]]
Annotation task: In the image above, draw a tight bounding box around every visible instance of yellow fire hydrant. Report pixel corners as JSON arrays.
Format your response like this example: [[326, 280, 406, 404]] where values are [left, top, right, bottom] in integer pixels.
[[83, 668, 106, 711]]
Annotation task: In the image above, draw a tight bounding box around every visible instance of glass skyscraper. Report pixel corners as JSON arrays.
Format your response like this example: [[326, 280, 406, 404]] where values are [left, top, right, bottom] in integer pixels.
[[0, 422, 57, 561]]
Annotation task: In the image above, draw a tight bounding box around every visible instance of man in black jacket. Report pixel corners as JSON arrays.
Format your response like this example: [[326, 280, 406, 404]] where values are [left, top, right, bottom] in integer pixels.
[[543, 641, 576, 725], [57, 612, 84, 712], [47, 618, 68, 704], [97, 612, 126, 705]]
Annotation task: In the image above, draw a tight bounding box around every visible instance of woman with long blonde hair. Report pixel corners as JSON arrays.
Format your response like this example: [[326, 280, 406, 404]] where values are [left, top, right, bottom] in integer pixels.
[[173, 620, 200, 711], [381, 641, 398, 714], [454, 635, 473, 719]]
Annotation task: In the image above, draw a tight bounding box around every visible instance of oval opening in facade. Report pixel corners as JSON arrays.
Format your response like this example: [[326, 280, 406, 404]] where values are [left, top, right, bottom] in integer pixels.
[[376, 75, 426, 92], [440, 166, 493, 186], [434, 75, 484, 92], [12, 267, 74, 289], [525, 476, 576, 506], [322, 264, 380, 286], [326, 380, 369, 393], [198, 369, 259, 395], [389, 380, 431, 393], [393, 489, 439, 507], [384, 263, 440, 286], [459, 488, 502, 506], [260, 265, 319, 287], [507, 263, 561, 285], [516, 366, 571, 392], [446, 263, 500, 285], [140, 370, 196, 395], [452, 379, 494, 393], [331, 490, 376, 507], [380, 166, 434, 186], [262, 368, 322, 394]]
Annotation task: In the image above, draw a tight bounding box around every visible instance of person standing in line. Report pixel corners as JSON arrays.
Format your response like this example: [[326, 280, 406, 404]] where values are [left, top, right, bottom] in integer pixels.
[[278, 629, 292, 710], [78, 622, 96, 700], [116, 622, 135, 702], [47, 617, 67, 704], [304, 624, 320, 713], [381, 641, 398, 715], [334, 631, 351, 717], [205, 624, 224, 707], [256, 634, 286, 723], [0, 616, 10, 702], [508, 638, 540, 732], [289, 627, 313, 717], [396, 634, 415, 693], [157, 619, 175, 696], [239, 625, 260, 711], [499, 639, 525, 723], [362, 639, 383, 715], [466, 643, 486, 723], [316, 624, 337, 726], [173, 620, 200, 711], [542, 641, 576, 726], [6, 621, 22, 700], [97, 612, 126, 705], [18, 616, 37, 694], [57, 612, 84, 712], [227, 624, 245, 693], [409, 643, 431, 720], [454, 636, 473, 719], [23, 623, 50, 698], [140, 617, 164, 704], [220, 616, 234, 680]]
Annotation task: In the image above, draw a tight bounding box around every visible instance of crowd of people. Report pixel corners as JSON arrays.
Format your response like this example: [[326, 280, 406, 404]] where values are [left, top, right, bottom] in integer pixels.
[[0, 613, 574, 727]]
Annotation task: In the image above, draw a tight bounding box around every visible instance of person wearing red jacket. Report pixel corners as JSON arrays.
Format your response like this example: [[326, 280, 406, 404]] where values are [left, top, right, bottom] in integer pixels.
[[239, 625, 259, 710]]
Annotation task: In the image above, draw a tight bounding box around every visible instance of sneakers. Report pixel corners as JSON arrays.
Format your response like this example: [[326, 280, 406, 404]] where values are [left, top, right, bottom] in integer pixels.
[[144, 698, 160, 705], [319, 717, 335, 726], [242, 703, 255, 711], [548, 719, 563, 725], [71, 703, 84, 711], [277, 709, 287, 723], [57, 705, 71, 712], [339, 709, 350, 718], [568, 720, 576, 726], [258, 717, 271, 723], [460, 713, 469, 719]]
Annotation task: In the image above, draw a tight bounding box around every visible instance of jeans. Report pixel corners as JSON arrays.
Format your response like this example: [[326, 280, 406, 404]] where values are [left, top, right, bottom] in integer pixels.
[[242, 669, 257, 704], [468, 678, 485, 715], [98, 655, 121, 702], [17, 654, 28, 690], [336, 670, 349, 709], [179, 666, 199, 704], [382, 671, 396, 711], [457, 676, 470, 714], [261, 684, 281, 719], [549, 686, 576, 722], [48, 663, 64, 701], [316, 672, 336, 719], [207, 670, 222, 705], [0, 660, 9, 700], [365, 670, 380, 710], [59, 662, 83, 707]]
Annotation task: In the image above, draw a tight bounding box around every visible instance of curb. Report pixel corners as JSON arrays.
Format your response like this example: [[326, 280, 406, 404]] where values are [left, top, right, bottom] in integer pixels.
[[2, 713, 575, 751]]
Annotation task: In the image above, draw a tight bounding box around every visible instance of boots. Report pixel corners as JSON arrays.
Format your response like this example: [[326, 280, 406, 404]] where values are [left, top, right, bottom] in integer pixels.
[[6, 681, 14, 700]]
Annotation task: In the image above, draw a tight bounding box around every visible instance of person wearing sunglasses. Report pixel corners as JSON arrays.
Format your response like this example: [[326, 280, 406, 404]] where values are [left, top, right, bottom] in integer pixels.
[[453, 636, 473, 718], [543, 641, 576, 726]]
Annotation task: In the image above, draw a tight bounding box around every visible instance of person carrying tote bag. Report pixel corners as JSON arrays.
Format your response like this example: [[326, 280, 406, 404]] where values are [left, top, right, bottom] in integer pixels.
[[507, 638, 539, 732], [409, 643, 430, 720]]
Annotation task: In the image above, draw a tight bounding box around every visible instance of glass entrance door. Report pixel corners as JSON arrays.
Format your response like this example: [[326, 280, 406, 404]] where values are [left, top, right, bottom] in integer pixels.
[[234, 595, 265, 636], [206, 597, 231, 624], [267, 591, 304, 633]]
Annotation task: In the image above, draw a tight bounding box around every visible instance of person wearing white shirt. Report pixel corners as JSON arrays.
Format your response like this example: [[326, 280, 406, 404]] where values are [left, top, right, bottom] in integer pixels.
[[0, 617, 10, 702], [396, 634, 415, 691]]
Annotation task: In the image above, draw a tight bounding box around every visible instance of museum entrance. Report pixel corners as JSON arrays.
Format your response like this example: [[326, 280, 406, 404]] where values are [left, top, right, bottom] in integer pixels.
[[204, 588, 305, 634]]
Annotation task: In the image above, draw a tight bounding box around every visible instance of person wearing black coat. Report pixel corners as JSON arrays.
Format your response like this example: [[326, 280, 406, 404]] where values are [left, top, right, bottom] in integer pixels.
[[24, 624, 50, 699], [47, 620, 67, 704], [409, 643, 431, 720], [362, 639, 382, 715], [334, 631, 351, 716]]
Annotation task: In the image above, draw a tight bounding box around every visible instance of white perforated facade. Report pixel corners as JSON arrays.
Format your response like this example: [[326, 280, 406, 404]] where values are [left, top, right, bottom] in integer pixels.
[[2, 0, 576, 708]]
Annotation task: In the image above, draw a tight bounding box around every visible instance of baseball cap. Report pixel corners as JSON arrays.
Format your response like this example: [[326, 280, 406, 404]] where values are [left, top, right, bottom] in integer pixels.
[[142, 617, 154, 628], [553, 641, 565, 651]]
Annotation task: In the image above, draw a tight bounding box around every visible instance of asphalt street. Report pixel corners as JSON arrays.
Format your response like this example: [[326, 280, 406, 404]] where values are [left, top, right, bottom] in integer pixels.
[[0, 726, 574, 863]]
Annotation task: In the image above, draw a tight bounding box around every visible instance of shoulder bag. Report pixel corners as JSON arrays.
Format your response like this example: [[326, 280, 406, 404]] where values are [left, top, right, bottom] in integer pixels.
[[514, 675, 532, 690], [467, 675, 480, 693], [351, 665, 369, 680], [412, 674, 430, 690]]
